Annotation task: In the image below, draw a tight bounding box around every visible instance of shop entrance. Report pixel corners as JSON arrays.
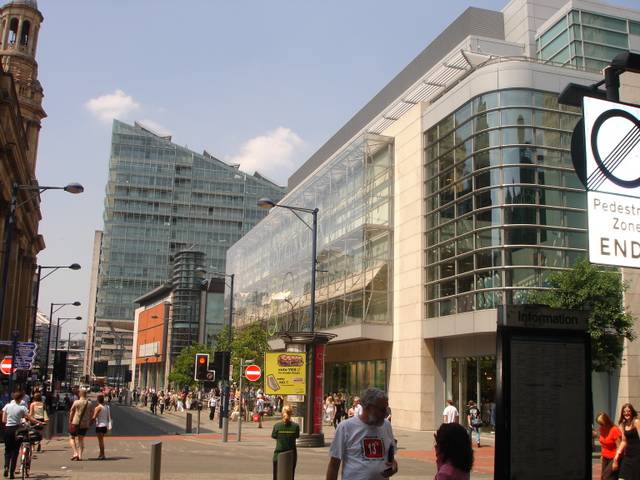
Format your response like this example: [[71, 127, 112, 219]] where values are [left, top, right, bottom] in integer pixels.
[[445, 355, 496, 429]]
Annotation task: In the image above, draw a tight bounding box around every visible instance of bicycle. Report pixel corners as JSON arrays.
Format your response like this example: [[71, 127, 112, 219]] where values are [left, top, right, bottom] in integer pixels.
[[15, 425, 43, 479]]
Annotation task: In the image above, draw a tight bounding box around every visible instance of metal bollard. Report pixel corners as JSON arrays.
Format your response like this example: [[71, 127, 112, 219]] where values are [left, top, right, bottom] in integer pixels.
[[277, 450, 294, 480], [186, 412, 192, 433], [150, 442, 162, 480]]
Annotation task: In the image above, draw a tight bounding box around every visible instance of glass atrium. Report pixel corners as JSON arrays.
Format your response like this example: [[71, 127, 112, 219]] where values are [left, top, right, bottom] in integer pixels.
[[424, 89, 587, 318], [226, 134, 393, 336]]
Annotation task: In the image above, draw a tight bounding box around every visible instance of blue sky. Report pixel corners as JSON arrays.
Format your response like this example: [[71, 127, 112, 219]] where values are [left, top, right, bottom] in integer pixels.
[[32, 0, 639, 336]]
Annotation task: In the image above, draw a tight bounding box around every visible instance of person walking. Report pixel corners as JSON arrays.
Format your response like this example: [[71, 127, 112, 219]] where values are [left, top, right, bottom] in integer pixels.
[[28, 392, 47, 452], [2, 391, 43, 479], [209, 394, 217, 421], [324, 396, 336, 427], [443, 400, 459, 424], [467, 401, 482, 448], [150, 390, 158, 415], [614, 403, 640, 478], [271, 406, 300, 480], [158, 392, 165, 415], [334, 393, 345, 427], [326, 388, 398, 480], [595, 411, 621, 480], [434, 423, 473, 480], [91, 394, 111, 460], [256, 395, 265, 429], [68, 388, 93, 461]]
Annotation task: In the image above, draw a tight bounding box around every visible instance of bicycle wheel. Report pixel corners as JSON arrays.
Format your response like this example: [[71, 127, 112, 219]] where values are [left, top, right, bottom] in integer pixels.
[[21, 446, 30, 479]]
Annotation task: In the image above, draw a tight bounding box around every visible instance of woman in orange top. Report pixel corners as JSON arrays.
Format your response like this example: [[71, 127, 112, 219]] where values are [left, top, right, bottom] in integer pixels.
[[595, 411, 621, 480]]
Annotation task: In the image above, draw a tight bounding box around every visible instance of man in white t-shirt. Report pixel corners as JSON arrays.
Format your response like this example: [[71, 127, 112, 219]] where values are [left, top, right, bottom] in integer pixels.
[[442, 399, 459, 424], [326, 388, 397, 480]]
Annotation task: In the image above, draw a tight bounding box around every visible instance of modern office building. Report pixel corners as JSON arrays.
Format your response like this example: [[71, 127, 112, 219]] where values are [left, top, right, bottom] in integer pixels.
[[89, 120, 285, 383], [227, 0, 640, 430]]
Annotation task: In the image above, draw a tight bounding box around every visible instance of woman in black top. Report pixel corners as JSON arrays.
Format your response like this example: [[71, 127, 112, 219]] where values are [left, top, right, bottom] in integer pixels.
[[614, 403, 640, 479], [333, 393, 345, 427]]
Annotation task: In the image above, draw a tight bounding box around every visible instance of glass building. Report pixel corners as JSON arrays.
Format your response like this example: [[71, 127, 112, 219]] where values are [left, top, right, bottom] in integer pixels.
[[90, 120, 286, 378], [226, 0, 640, 431]]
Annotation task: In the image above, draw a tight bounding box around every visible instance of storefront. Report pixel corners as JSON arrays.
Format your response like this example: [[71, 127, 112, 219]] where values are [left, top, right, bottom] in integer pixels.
[[325, 359, 388, 398]]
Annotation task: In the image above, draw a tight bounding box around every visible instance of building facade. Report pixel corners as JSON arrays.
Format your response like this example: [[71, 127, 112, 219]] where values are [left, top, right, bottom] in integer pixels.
[[226, 0, 640, 430], [0, 0, 46, 342], [89, 120, 286, 383]]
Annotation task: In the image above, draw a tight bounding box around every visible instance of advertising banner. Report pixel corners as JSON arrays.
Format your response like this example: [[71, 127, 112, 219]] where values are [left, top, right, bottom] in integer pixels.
[[264, 352, 306, 395]]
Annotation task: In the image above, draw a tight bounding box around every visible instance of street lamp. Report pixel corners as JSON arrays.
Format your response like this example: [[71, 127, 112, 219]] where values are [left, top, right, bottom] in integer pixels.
[[0, 182, 84, 328], [43, 302, 81, 387], [67, 331, 86, 386], [30, 263, 81, 342], [52, 316, 82, 385], [258, 197, 325, 445], [198, 268, 234, 442]]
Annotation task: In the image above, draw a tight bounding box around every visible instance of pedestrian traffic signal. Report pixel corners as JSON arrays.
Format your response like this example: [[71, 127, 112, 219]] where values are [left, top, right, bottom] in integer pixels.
[[194, 353, 209, 381]]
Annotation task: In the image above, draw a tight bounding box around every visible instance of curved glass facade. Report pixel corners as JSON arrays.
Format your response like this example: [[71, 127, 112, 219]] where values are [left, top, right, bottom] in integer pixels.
[[425, 89, 587, 318], [226, 134, 393, 336]]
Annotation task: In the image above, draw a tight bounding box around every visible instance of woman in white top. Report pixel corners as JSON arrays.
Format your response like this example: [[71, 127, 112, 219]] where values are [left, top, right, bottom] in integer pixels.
[[2, 391, 43, 478], [91, 394, 110, 460]]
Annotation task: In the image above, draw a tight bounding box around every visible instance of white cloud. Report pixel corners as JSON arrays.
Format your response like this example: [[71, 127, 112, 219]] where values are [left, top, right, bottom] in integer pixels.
[[84, 89, 140, 122], [229, 127, 306, 184], [138, 119, 172, 138]]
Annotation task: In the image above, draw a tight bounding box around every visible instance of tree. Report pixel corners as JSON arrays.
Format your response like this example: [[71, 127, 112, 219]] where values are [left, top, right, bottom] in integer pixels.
[[529, 258, 635, 372], [214, 323, 270, 384], [167, 343, 214, 389]]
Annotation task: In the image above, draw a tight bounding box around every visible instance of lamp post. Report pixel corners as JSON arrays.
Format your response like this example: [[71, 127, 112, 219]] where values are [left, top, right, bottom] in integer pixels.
[[30, 263, 81, 342], [257, 197, 324, 445], [44, 302, 81, 387], [67, 331, 85, 386], [0, 182, 83, 328], [52, 316, 82, 386]]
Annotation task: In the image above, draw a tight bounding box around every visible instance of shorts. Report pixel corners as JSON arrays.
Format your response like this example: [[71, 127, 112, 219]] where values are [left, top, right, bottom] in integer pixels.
[[69, 428, 88, 437], [95, 426, 108, 434]]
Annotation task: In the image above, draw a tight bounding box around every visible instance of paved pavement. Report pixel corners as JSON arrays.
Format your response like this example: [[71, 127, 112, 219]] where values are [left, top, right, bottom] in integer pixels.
[[22, 402, 496, 479], [25, 401, 602, 479]]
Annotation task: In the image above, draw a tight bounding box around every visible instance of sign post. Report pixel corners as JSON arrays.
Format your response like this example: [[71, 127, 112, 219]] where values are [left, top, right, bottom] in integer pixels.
[[581, 97, 640, 268], [495, 305, 591, 479]]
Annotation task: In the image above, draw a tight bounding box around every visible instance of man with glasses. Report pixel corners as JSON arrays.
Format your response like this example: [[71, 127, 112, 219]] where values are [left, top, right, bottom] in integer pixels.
[[326, 388, 398, 480]]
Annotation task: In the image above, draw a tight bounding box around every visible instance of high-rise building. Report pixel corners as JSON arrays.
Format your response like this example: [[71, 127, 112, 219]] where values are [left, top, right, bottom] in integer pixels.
[[227, 0, 640, 430], [89, 120, 285, 382], [0, 0, 46, 341]]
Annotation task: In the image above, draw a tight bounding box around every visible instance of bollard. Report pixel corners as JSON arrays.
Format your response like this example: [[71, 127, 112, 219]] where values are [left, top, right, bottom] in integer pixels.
[[55, 411, 65, 435], [150, 441, 162, 480], [186, 412, 192, 433], [276, 450, 294, 480]]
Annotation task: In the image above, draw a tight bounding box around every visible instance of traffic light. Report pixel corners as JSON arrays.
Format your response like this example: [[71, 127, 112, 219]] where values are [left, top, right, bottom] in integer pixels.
[[194, 353, 209, 381]]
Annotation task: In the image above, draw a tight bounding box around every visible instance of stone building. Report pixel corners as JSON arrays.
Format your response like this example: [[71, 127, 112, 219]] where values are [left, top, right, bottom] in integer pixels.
[[0, 0, 46, 341]]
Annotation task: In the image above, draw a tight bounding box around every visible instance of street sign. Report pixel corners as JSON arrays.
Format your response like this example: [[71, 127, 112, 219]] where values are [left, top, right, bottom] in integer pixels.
[[583, 97, 640, 268], [244, 364, 261, 382], [0, 357, 13, 375]]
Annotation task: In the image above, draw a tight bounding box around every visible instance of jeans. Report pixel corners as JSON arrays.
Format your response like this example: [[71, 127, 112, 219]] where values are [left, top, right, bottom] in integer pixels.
[[3, 426, 21, 475], [470, 425, 481, 444]]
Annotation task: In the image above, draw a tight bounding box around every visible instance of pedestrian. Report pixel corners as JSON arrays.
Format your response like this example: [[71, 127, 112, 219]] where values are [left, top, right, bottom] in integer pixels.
[[595, 411, 621, 480], [467, 401, 482, 448], [68, 388, 93, 461], [28, 392, 47, 452], [326, 388, 398, 480], [614, 403, 640, 477], [256, 395, 265, 428], [353, 396, 363, 417], [91, 394, 111, 460], [159, 392, 165, 415], [433, 423, 473, 480], [150, 390, 158, 415], [443, 399, 459, 424], [164, 392, 171, 413], [334, 393, 345, 427], [271, 405, 300, 480], [2, 391, 44, 479], [324, 395, 336, 426], [209, 395, 217, 421]]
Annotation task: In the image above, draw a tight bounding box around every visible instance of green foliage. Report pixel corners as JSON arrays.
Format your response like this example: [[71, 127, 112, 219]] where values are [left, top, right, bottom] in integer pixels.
[[167, 343, 214, 389], [529, 258, 635, 372], [214, 323, 270, 384]]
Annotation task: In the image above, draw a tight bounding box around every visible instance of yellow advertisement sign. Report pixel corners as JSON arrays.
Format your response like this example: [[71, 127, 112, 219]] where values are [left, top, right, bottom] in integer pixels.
[[264, 352, 306, 395]]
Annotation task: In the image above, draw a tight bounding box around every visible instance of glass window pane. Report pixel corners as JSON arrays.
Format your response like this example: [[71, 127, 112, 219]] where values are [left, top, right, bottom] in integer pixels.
[[457, 235, 474, 255], [566, 191, 586, 208], [475, 149, 501, 170], [582, 12, 627, 32], [566, 231, 587, 249], [539, 229, 565, 248], [474, 111, 500, 132], [476, 270, 502, 288], [540, 248, 564, 267], [584, 42, 627, 61], [539, 208, 564, 226], [455, 103, 473, 127], [476, 208, 502, 228], [473, 92, 498, 113], [582, 26, 628, 48], [502, 108, 533, 126], [535, 110, 560, 129], [475, 190, 501, 209], [630, 21, 640, 36], [506, 227, 538, 245], [540, 17, 568, 48], [476, 249, 502, 268], [533, 91, 559, 110], [457, 255, 474, 274], [566, 211, 586, 228], [501, 90, 532, 106], [476, 227, 501, 247], [504, 206, 537, 224], [475, 130, 501, 151], [503, 147, 535, 165]]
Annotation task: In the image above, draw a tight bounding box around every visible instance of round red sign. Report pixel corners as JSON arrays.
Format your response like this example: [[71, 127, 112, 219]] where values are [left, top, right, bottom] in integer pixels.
[[244, 364, 261, 382], [0, 357, 13, 376]]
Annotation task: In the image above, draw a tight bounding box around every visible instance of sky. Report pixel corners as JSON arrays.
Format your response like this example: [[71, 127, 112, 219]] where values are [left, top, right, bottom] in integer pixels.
[[32, 0, 639, 338]]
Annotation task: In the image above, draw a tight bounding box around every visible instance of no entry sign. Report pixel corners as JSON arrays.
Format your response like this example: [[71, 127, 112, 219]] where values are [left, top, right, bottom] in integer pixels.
[[0, 357, 13, 376], [244, 364, 261, 382]]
